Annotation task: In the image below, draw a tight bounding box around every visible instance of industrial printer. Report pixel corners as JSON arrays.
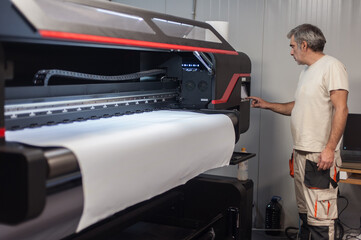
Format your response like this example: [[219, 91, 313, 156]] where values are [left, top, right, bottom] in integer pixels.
[[0, 0, 253, 239]]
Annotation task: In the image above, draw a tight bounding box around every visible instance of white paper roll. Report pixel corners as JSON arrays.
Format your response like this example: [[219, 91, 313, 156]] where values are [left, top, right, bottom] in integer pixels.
[[6, 110, 235, 232]]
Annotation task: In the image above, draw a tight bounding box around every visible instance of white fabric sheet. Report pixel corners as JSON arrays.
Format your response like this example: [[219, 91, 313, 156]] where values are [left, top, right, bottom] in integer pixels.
[[6, 110, 235, 232]]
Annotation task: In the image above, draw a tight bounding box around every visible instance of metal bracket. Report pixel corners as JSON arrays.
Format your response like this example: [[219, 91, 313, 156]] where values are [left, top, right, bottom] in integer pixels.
[[193, 51, 214, 75]]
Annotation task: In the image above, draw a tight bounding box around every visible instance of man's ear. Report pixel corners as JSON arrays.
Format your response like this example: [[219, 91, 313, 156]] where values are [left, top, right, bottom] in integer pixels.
[[301, 41, 308, 51]]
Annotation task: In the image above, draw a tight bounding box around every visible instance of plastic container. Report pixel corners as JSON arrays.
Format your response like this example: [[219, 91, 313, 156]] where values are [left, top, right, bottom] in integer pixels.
[[237, 147, 248, 180], [265, 196, 282, 235]]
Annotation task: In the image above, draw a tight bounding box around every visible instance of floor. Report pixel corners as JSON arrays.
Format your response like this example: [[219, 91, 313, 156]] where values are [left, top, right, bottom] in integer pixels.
[[105, 219, 361, 240], [252, 228, 361, 240], [252, 229, 290, 240], [108, 222, 293, 240]]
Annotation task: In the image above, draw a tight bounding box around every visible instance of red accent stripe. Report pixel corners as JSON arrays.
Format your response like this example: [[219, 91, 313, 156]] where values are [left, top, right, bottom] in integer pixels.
[[314, 200, 318, 217], [212, 73, 251, 104], [0, 128, 5, 138], [333, 166, 337, 182], [327, 201, 330, 215], [39, 30, 239, 55]]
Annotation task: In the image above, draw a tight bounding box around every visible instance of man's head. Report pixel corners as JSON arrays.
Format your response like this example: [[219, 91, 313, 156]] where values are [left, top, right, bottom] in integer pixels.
[[287, 24, 326, 65]]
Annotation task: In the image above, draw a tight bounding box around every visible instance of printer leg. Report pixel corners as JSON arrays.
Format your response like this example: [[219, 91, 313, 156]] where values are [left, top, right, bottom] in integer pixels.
[[0, 44, 5, 145], [183, 174, 253, 240]]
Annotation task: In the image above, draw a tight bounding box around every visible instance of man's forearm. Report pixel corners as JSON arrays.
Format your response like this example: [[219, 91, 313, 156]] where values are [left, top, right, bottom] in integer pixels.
[[247, 97, 294, 116], [326, 90, 349, 151], [326, 106, 348, 151], [318, 90, 348, 170], [267, 101, 295, 116]]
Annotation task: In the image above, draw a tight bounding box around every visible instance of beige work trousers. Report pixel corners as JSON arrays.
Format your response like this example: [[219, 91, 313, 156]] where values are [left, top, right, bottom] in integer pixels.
[[293, 150, 341, 240]]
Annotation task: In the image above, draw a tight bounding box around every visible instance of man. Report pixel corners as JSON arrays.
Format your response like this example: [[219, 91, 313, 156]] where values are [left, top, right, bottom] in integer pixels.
[[248, 24, 349, 239]]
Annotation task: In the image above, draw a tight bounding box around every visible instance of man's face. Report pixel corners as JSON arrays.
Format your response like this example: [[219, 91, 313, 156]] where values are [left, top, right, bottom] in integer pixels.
[[289, 35, 305, 65]]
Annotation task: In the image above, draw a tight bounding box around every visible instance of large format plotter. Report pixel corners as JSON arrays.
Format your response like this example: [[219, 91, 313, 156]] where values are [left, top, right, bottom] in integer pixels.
[[0, 0, 253, 239]]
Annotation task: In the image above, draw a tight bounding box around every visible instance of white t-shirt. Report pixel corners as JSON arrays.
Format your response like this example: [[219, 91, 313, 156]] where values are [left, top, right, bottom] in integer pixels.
[[291, 55, 349, 152]]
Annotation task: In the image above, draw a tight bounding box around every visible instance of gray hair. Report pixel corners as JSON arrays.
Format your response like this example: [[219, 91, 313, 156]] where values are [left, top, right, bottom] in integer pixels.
[[287, 24, 326, 52]]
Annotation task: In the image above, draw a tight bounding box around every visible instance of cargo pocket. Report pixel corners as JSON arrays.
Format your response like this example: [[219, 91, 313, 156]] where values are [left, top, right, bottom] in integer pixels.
[[304, 159, 330, 189], [314, 189, 338, 220]]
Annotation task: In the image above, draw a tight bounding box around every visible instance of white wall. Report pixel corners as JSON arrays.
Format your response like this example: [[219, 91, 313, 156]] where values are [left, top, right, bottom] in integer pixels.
[[111, 0, 195, 19], [112, 0, 361, 230]]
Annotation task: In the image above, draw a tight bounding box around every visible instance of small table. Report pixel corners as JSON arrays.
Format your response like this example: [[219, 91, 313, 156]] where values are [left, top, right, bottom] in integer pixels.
[[339, 162, 361, 185], [229, 152, 256, 165]]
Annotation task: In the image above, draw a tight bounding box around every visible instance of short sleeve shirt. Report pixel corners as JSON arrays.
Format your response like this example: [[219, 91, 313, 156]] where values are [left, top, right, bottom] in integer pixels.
[[291, 55, 349, 152]]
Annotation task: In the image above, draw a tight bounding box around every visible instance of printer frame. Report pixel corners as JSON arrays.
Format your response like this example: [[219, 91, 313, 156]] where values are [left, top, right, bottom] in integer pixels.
[[0, 0, 253, 239]]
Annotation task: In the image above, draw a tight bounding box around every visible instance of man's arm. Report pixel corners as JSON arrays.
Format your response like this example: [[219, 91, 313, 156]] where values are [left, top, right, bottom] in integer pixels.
[[318, 89, 349, 170], [247, 96, 295, 116]]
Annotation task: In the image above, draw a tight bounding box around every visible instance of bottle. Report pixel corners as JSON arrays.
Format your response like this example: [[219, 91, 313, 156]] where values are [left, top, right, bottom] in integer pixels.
[[265, 196, 282, 235], [237, 147, 248, 180]]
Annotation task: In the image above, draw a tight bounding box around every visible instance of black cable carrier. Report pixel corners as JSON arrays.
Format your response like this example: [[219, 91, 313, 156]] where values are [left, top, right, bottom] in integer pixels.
[[33, 68, 167, 86]]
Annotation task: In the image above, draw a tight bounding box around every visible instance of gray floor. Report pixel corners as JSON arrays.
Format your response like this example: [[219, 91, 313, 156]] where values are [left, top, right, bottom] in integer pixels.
[[252, 230, 290, 240], [108, 222, 294, 239]]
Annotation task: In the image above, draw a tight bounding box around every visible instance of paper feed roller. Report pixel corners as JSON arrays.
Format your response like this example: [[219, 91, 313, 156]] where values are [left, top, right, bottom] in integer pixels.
[[0, 109, 239, 225]]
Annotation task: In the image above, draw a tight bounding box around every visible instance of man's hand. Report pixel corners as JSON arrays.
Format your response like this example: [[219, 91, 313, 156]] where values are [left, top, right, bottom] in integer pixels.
[[318, 147, 334, 170], [247, 96, 270, 109], [246, 96, 295, 116]]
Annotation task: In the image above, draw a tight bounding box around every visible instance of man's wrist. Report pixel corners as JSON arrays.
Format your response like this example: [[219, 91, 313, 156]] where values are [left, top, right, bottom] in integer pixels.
[[325, 145, 336, 152]]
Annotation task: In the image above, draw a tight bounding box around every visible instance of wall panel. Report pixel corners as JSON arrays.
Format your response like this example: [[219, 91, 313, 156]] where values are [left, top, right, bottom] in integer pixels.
[[261, 0, 361, 229]]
